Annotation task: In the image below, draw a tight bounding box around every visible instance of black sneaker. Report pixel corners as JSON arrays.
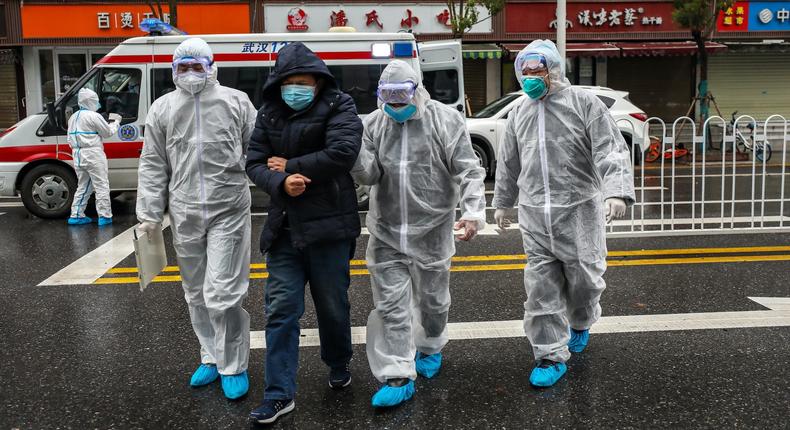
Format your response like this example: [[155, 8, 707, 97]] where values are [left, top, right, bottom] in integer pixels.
[[249, 399, 295, 424], [328, 365, 352, 389]]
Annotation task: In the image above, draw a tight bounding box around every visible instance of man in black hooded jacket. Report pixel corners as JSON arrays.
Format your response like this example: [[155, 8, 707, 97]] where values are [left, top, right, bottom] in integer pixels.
[[246, 42, 362, 425]]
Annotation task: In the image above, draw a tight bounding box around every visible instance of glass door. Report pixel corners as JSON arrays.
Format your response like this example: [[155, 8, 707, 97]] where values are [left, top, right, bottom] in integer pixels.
[[55, 52, 88, 99]]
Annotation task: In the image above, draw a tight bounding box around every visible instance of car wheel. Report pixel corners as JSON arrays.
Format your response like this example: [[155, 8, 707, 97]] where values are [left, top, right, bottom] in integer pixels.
[[355, 182, 370, 211], [471, 142, 490, 177], [20, 164, 76, 219]]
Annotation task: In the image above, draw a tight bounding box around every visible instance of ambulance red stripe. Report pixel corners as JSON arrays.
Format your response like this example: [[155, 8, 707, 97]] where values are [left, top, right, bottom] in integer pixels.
[[0, 142, 143, 163]]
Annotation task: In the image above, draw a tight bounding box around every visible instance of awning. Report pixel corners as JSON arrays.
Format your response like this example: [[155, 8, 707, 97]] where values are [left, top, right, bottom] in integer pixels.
[[462, 44, 503, 60], [618, 41, 728, 57], [502, 41, 728, 59], [503, 43, 620, 58]]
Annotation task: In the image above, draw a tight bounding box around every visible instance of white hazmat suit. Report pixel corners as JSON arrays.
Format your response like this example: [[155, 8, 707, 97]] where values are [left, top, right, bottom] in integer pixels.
[[136, 38, 258, 375], [68, 88, 119, 219], [353, 60, 486, 382], [493, 40, 635, 363]]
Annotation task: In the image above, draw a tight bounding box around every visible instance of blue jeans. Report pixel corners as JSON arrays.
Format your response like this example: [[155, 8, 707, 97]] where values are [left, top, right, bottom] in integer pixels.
[[263, 230, 354, 400]]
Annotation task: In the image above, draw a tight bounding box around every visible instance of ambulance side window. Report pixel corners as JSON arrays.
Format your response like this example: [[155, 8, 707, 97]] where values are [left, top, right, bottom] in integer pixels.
[[422, 70, 459, 105], [328, 65, 385, 115], [151, 68, 176, 102], [218, 67, 268, 109], [61, 67, 141, 122]]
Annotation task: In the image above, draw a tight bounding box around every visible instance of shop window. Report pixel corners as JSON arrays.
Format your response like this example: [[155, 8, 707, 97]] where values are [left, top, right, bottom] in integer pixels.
[[0, 7, 6, 38], [39, 50, 55, 107], [328, 65, 385, 115], [423, 69, 459, 106]]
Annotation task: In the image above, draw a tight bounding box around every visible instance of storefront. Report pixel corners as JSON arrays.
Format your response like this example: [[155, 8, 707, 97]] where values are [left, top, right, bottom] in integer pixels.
[[18, 1, 250, 117], [257, 2, 498, 112], [709, 1, 790, 120], [501, 0, 732, 120]]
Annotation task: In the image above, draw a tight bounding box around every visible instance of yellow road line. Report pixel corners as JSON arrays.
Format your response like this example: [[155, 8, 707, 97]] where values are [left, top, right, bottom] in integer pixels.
[[104, 245, 790, 274], [93, 253, 790, 285], [107, 246, 790, 275]]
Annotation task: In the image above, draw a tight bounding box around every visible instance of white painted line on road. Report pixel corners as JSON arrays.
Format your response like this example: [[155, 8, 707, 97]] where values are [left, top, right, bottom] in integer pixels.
[[0, 202, 24, 208], [249, 297, 790, 349], [38, 218, 171, 286], [0, 212, 5, 216]]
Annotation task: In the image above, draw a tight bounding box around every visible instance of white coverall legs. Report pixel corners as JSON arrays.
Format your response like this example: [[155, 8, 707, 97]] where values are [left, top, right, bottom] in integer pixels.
[[171, 206, 252, 376], [70, 149, 112, 219], [520, 197, 607, 364], [366, 235, 451, 383]]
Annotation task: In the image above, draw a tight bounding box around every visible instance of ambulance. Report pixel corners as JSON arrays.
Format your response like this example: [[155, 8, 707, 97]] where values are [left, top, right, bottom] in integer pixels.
[[0, 32, 464, 218]]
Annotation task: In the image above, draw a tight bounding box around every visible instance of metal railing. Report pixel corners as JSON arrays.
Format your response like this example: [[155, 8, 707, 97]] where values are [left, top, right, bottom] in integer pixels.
[[608, 115, 790, 237]]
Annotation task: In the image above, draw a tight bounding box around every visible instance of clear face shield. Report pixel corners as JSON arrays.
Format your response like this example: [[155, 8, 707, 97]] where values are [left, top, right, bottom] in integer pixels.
[[515, 52, 548, 79], [376, 81, 418, 105], [171, 57, 212, 79]]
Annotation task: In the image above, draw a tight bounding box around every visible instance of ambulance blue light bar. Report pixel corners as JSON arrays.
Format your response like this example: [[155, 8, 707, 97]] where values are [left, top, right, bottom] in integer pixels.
[[393, 42, 413, 57]]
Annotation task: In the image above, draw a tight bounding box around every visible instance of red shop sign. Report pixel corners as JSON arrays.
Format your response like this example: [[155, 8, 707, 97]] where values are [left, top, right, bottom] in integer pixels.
[[506, 2, 681, 34]]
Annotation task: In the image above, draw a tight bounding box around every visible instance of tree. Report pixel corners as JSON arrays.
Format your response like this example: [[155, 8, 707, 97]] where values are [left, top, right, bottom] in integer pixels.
[[672, 0, 733, 122], [147, 0, 178, 27], [444, 0, 504, 39]]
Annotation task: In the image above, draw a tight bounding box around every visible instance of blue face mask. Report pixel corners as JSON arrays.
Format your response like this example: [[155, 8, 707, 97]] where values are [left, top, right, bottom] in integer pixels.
[[383, 104, 417, 123], [281, 84, 315, 111], [522, 76, 549, 100]]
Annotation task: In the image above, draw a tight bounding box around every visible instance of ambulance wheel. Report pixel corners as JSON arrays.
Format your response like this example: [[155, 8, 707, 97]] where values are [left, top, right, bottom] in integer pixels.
[[20, 164, 76, 219]]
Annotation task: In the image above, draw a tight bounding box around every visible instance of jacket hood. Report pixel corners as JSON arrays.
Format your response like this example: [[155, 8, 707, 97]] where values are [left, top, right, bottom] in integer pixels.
[[262, 42, 337, 100]]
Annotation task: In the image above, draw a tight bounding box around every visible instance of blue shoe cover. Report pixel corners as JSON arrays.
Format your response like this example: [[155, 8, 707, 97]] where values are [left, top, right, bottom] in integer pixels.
[[67, 217, 92, 225], [415, 352, 442, 379], [98, 217, 113, 226], [190, 363, 219, 387], [529, 361, 567, 387], [371, 380, 415, 408], [221, 371, 249, 399], [568, 329, 590, 353]]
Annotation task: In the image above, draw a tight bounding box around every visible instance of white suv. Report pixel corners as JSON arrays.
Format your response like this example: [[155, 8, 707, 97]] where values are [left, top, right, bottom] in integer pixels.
[[466, 86, 650, 177]]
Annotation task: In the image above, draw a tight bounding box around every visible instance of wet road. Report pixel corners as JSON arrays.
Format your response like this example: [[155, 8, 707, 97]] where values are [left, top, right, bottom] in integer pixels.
[[1, 176, 789, 429]]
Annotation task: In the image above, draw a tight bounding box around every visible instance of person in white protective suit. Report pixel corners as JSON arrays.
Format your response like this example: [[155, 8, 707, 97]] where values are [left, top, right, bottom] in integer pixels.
[[492, 40, 635, 388], [67, 88, 121, 226], [135, 38, 258, 400], [352, 60, 486, 408]]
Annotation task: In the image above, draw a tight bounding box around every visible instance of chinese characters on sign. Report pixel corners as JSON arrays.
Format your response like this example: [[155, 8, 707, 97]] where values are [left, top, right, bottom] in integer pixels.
[[400, 9, 420, 29], [330, 10, 348, 27], [97, 11, 170, 30], [574, 7, 662, 28], [717, 2, 790, 32], [365, 10, 383, 29], [437, 9, 451, 27]]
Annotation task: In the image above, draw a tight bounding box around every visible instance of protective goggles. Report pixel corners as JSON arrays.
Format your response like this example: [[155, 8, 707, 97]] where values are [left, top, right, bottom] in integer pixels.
[[516, 53, 548, 74], [376, 81, 417, 104], [172, 57, 212, 75]]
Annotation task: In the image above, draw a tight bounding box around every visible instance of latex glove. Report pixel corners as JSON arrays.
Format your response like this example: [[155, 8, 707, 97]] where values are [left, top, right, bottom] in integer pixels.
[[138, 221, 159, 240], [605, 198, 627, 223], [494, 209, 512, 230], [284, 174, 311, 197], [454, 220, 479, 242], [268, 156, 288, 172], [108, 113, 122, 123]]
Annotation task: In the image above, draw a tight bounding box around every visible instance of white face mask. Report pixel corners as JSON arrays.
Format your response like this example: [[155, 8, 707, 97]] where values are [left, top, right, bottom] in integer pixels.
[[175, 71, 208, 95]]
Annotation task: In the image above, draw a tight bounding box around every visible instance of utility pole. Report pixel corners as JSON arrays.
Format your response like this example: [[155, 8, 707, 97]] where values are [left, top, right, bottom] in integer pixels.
[[557, 0, 566, 59]]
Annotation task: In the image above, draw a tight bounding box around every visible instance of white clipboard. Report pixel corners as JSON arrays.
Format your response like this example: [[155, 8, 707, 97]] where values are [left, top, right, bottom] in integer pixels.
[[133, 224, 167, 291]]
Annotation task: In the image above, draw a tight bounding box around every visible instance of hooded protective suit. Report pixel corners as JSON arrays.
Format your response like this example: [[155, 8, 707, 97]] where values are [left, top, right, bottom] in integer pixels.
[[68, 88, 119, 219], [136, 38, 258, 375], [353, 60, 486, 382], [492, 40, 635, 363]]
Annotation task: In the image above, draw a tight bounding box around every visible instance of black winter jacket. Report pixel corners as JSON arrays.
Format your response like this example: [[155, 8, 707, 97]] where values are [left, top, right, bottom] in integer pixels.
[[246, 42, 363, 253]]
